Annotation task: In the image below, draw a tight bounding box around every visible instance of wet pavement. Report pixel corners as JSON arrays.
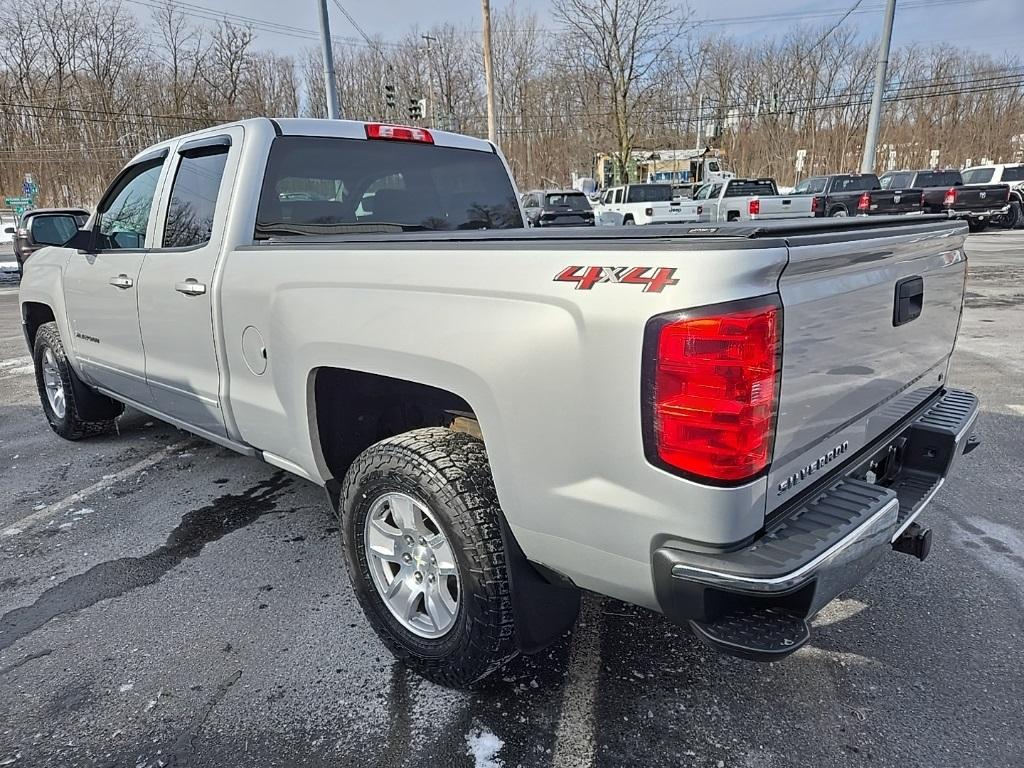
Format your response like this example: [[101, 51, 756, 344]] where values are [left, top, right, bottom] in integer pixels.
[[1, 232, 1023, 767]]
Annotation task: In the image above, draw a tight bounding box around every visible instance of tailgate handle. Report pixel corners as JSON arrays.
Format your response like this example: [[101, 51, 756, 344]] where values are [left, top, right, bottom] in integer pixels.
[[893, 276, 924, 326]]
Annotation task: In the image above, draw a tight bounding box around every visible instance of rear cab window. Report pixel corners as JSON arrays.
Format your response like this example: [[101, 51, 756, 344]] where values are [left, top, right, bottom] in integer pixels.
[[830, 175, 880, 193], [914, 171, 962, 187], [255, 137, 523, 237], [544, 193, 591, 211], [879, 172, 913, 190], [961, 168, 995, 184], [724, 180, 777, 197]]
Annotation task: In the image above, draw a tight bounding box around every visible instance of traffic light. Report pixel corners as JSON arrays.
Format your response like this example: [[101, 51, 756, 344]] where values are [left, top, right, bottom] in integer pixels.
[[384, 84, 395, 109], [409, 98, 422, 120]]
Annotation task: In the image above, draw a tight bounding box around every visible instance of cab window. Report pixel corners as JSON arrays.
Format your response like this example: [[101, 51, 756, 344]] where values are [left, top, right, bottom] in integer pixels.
[[162, 146, 230, 248], [97, 158, 164, 250]]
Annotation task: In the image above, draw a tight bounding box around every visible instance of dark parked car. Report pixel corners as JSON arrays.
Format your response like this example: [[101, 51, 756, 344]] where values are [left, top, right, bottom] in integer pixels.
[[520, 189, 595, 227], [879, 169, 1011, 232], [793, 174, 923, 217], [14, 207, 89, 275]]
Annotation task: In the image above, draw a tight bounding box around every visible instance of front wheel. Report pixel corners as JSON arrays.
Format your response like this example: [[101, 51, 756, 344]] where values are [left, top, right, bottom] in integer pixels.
[[33, 322, 121, 440], [340, 427, 518, 687]]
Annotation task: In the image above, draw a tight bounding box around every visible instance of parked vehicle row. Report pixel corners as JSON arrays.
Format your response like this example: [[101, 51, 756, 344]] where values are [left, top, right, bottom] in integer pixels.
[[793, 173, 924, 218], [20, 117, 980, 688], [879, 169, 1011, 232]]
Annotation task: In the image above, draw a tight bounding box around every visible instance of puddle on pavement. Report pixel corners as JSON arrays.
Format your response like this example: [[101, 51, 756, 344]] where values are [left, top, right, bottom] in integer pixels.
[[0, 473, 292, 652]]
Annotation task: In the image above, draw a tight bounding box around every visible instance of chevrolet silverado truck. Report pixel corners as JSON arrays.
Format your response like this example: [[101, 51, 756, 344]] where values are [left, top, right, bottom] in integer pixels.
[[19, 118, 980, 686], [879, 169, 1010, 232], [794, 173, 924, 218], [593, 183, 702, 226], [693, 178, 815, 222]]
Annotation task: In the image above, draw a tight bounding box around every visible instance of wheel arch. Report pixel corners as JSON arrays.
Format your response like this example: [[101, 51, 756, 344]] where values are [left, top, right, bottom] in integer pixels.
[[313, 366, 580, 653], [21, 301, 56, 348]]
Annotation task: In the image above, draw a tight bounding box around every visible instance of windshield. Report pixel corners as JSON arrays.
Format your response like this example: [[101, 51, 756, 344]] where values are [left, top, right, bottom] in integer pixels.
[[255, 136, 523, 237], [961, 168, 994, 184], [626, 184, 672, 203], [545, 193, 591, 211]]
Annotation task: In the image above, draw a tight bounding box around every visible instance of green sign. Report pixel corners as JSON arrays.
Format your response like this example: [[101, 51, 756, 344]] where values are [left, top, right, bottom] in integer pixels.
[[4, 196, 31, 206]]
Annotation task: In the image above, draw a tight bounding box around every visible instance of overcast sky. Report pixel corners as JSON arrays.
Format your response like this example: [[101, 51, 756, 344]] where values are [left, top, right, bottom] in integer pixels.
[[174, 0, 1019, 58]]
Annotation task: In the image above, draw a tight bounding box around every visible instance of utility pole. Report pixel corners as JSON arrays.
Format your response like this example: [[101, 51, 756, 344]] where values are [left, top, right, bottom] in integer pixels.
[[317, 0, 341, 118], [421, 35, 437, 127], [860, 0, 897, 173], [480, 0, 497, 144]]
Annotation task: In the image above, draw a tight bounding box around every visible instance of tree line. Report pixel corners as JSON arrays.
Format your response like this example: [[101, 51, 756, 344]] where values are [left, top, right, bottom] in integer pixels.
[[0, 0, 1021, 207]]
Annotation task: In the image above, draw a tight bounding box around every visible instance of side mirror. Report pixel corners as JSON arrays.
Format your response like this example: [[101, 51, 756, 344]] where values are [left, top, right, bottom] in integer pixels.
[[32, 214, 90, 248], [67, 227, 97, 252]]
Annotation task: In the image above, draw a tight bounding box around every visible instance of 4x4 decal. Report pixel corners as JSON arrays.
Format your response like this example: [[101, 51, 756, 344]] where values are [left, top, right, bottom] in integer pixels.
[[553, 266, 679, 293]]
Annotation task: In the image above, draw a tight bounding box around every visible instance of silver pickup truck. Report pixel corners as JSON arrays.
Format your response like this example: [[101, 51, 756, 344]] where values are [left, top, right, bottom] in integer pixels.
[[19, 118, 979, 686], [695, 177, 816, 222]]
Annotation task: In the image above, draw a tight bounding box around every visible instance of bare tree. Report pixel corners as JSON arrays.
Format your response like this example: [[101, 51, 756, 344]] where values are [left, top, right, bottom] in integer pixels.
[[554, 0, 688, 182]]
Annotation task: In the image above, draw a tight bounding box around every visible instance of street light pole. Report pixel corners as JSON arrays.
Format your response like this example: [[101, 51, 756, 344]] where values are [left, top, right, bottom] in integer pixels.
[[317, 0, 341, 119], [860, 0, 897, 173], [480, 0, 497, 145]]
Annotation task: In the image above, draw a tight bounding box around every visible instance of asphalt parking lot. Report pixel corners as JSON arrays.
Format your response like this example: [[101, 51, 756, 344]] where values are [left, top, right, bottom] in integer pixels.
[[1, 233, 1023, 768]]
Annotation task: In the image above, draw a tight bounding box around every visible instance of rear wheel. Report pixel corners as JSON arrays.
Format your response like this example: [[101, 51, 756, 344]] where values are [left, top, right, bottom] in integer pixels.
[[340, 427, 518, 687], [33, 322, 121, 440], [967, 219, 989, 233], [829, 206, 849, 217], [623, 216, 635, 225]]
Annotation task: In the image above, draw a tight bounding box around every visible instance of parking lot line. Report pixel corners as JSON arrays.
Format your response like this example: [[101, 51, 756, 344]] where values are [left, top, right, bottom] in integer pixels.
[[1, 439, 192, 536], [550, 595, 602, 768]]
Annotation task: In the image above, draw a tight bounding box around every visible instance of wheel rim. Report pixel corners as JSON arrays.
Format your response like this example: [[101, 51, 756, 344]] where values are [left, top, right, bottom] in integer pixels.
[[831, 209, 848, 217], [363, 492, 461, 639], [41, 347, 66, 419]]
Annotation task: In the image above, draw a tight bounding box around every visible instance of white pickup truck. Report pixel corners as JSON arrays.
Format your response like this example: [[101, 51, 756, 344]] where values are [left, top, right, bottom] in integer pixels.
[[593, 183, 702, 226], [694, 178, 815, 222], [20, 118, 980, 686]]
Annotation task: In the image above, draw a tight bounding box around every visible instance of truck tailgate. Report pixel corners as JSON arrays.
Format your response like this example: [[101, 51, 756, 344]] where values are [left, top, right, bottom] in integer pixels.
[[869, 188, 923, 215], [767, 222, 966, 514]]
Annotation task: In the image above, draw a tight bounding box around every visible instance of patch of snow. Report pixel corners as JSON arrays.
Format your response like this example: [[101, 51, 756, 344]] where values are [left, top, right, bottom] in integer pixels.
[[0, 357, 30, 369], [465, 726, 504, 768], [119, 683, 134, 693], [4, 365, 35, 376]]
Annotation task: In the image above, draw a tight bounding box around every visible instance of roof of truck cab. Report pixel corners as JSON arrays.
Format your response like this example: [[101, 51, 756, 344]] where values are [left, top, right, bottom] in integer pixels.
[[127, 117, 496, 166]]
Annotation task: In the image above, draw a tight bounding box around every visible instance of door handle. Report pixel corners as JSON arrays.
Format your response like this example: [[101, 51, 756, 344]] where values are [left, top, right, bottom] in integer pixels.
[[109, 274, 133, 289], [175, 278, 207, 296]]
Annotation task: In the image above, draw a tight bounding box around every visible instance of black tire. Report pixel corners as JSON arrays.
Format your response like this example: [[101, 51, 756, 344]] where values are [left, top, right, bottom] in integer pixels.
[[1002, 200, 1022, 229], [339, 427, 517, 687], [33, 322, 121, 440], [829, 206, 849, 218], [967, 219, 989, 233], [622, 216, 635, 225]]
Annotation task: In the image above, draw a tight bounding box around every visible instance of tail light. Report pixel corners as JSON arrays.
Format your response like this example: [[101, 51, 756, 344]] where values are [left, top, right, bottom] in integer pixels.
[[748, 198, 760, 217], [645, 207, 654, 217], [811, 196, 819, 215], [857, 192, 871, 212], [697, 205, 703, 216], [642, 298, 783, 484], [943, 187, 957, 207], [365, 123, 433, 143]]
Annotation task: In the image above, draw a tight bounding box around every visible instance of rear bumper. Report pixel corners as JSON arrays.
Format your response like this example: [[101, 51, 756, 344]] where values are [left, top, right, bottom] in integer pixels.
[[947, 205, 1010, 220], [652, 388, 979, 658]]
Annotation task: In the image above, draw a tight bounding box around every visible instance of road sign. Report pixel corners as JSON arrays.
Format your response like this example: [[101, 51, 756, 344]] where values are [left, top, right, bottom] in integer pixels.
[[929, 149, 940, 170], [795, 149, 806, 172], [5, 196, 32, 206]]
